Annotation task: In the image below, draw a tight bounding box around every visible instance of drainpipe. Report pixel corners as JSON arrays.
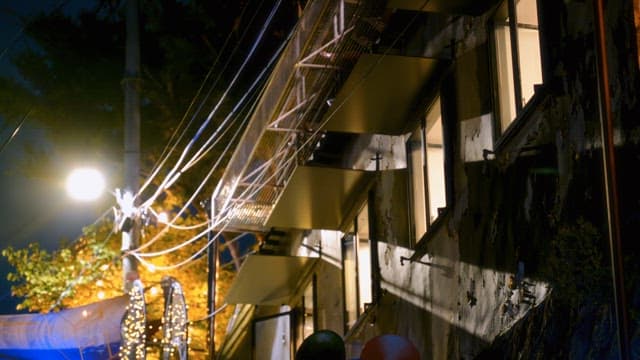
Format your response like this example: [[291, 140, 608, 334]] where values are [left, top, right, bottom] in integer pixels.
[[593, 1, 630, 359]]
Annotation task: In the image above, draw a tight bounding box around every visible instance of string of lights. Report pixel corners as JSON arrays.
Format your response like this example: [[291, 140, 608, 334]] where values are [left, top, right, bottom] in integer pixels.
[[160, 276, 188, 360], [118, 280, 147, 360]]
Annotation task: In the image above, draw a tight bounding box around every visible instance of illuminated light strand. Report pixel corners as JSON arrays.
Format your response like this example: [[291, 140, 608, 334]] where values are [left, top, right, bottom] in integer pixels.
[[161, 277, 189, 360], [119, 280, 147, 360]]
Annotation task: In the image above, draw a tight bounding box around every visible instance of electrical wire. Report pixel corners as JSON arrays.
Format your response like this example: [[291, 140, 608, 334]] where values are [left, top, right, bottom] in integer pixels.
[[134, 202, 252, 271], [0, 109, 30, 156], [188, 303, 228, 323], [131, 0, 428, 271], [129, 81, 263, 255], [130, 20, 293, 256], [138, 0, 259, 197], [212, 0, 428, 229], [147, 207, 208, 230], [0, 0, 70, 62], [138, 0, 283, 209]]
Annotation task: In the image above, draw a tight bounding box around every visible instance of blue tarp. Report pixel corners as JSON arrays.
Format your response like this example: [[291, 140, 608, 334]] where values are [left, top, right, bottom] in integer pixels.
[[0, 295, 128, 359]]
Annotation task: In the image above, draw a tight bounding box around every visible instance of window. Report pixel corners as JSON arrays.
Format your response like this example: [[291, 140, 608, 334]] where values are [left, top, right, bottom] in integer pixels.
[[254, 308, 293, 360], [493, 0, 543, 131], [342, 202, 371, 331], [301, 278, 315, 340], [293, 278, 316, 351], [406, 97, 447, 245]]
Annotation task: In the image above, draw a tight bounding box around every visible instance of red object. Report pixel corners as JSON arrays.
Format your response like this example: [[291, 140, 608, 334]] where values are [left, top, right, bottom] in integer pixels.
[[360, 334, 420, 360]]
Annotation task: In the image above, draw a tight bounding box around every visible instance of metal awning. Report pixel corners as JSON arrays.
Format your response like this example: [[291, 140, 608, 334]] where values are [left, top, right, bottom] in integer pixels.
[[385, 0, 500, 15], [225, 255, 319, 305], [266, 166, 373, 230], [322, 54, 440, 135]]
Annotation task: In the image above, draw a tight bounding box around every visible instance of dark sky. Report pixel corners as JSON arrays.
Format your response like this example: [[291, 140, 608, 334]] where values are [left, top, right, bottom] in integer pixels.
[[0, 0, 110, 314]]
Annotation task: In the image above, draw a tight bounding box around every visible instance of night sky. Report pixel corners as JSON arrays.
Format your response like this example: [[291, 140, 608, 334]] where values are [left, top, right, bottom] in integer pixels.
[[0, 0, 110, 314]]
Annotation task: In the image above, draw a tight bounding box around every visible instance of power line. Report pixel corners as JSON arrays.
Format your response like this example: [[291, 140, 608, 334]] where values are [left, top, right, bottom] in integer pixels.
[[0, 0, 69, 62], [138, 0, 280, 203], [0, 109, 30, 156], [137, 0, 258, 198]]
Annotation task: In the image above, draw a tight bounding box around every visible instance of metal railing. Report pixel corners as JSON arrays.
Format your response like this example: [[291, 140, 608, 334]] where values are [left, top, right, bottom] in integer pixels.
[[211, 0, 385, 231]]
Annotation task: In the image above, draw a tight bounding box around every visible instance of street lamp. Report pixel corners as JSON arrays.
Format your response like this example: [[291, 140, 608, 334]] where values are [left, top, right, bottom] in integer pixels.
[[65, 167, 106, 201]]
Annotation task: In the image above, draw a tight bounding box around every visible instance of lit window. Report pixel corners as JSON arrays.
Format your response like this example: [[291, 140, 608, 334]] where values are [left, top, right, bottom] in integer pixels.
[[407, 97, 447, 245], [302, 279, 315, 339], [342, 202, 371, 331], [254, 308, 292, 359], [494, 0, 543, 131]]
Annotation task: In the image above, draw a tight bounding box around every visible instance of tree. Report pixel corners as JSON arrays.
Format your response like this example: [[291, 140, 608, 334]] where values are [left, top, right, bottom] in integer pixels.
[[2, 185, 247, 357], [1, 0, 298, 357]]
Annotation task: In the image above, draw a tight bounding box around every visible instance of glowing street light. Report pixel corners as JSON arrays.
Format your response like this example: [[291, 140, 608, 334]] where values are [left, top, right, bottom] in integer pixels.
[[65, 168, 106, 201]]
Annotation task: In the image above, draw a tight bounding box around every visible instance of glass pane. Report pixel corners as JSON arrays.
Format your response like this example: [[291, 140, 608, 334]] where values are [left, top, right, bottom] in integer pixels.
[[425, 99, 446, 222], [356, 204, 371, 314], [342, 234, 358, 328], [255, 311, 291, 360], [302, 282, 314, 339], [516, 0, 539, 27], [407, 129, 427, 242], [494, 24, 516, 130], [517, 26, 542, 106], [494, 0, 542, 131]]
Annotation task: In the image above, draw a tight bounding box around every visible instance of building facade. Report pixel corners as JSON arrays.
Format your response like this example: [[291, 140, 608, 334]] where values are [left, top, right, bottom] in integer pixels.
[[213, 0, 640, 358]]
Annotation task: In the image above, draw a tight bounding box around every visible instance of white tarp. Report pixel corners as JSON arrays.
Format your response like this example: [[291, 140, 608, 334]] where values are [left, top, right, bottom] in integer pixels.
[[0, 295, 128, 359]]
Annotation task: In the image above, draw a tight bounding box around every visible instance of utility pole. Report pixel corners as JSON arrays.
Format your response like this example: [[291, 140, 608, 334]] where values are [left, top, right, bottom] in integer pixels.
[[207, 228, 218, 359], [202, 200, 218, 359], [122, 0, 141, 292]]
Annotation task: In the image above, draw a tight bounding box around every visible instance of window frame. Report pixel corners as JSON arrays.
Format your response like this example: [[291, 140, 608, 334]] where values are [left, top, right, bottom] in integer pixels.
[[252, 309, 295, 360], [341, 200, 375, 333], [490, 0, 544, 135], [295, 275, 317, 350], [405, 95, 449, 249]]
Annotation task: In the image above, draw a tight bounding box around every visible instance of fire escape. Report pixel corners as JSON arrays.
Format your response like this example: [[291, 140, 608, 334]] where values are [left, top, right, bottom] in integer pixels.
[[210, 0, 387, 233]]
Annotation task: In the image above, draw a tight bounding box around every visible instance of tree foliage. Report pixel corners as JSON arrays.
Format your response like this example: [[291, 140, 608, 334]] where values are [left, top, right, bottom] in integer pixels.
[[2, 221, 120, 312], [1, 0, 298, 357]]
